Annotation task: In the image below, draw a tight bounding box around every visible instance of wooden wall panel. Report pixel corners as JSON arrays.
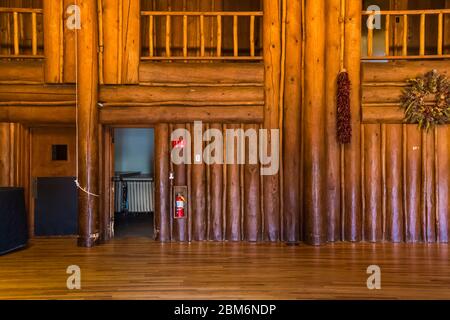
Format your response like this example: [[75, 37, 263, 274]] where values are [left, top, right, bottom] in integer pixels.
[[362, 59, 450, 244]]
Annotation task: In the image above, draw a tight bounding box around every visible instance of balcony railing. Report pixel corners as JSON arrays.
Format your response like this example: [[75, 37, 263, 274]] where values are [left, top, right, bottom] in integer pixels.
[[0, 7, 44, 59], [362, 9, 450, 61], [141, 11, 263, 61]]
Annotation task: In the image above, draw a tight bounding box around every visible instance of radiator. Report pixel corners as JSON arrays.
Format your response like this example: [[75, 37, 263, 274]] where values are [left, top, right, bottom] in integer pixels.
[[114, 178, 155, 214]]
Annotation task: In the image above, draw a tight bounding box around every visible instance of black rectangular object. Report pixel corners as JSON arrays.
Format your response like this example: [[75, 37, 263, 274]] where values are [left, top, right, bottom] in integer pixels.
[[0, 188, 28, 255], [35, 177, 78, 236]]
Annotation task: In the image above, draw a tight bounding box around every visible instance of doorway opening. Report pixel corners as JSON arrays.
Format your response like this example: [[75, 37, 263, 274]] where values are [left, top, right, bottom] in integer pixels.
[[112, 128, 155, 239]]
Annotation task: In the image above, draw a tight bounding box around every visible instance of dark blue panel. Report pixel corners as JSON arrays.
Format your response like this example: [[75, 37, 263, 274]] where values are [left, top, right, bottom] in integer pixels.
[[0, 188, 28, 255], [35, 177, 78, 236]]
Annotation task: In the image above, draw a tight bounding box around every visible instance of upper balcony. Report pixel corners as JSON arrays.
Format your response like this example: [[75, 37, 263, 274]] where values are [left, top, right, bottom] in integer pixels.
[[140, 0, 263, 63]]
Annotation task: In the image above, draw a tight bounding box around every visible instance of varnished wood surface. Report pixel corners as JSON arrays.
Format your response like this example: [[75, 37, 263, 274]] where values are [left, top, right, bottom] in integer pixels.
[[0, 238, 449, 300]]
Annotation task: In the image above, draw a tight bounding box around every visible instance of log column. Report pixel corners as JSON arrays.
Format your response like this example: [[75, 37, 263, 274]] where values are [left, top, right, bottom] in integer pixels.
[[263, 0, 281, 241], [303, 0, 327, 245], [77, 0, 100, 247], [283, 0, 302, 243], [343, 0, 362, 241]]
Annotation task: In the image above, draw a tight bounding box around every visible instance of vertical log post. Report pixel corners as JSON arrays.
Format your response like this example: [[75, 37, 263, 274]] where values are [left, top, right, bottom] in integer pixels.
[[155, 124, 170, 242], [43, 0, 63, 83], [283, 0, 302, 243], [262, 0, 281, 242], [209, 123, 224, 241], [244, 124, 261, 242], [77, 0, 100, 247], [343, 0, 362, 241], [325, 0, 341, 242], [192, 123, 207, 241], [303, 0, 327, 245]]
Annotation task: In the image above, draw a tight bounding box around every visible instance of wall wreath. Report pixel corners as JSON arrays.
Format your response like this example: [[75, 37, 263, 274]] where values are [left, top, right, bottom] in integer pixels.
[[401, 69, 450, 130]]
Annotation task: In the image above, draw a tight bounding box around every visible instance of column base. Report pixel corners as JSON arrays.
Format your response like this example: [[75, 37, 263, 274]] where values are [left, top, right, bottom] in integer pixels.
[[77, 237, 97, 248]]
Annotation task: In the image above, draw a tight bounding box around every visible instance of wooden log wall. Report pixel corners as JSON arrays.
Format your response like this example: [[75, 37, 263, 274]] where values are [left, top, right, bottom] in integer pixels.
[[361, 60, 450, 242], [1, 0, 450, 245], [155, 122, 268, 242]]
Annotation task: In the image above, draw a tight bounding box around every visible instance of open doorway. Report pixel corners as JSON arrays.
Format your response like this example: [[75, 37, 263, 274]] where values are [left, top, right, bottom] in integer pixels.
[[113, 128, 155, 238]]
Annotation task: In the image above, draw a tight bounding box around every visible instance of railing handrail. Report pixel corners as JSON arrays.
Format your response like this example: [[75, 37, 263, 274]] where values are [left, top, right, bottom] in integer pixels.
[[362, 9, 450, 15], [141, 11, 263, 17], [0, 7, 43, 14]]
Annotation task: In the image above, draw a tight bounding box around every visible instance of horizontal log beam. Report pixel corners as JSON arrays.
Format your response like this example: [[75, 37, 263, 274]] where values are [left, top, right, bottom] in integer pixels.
[[0, 61, 44, 83], [362, 60, 450, 83], [99, 106, 263, 124], [362, 106, 405, 123], [139, 62, 264, 85], [0, 84, 76, 102], [99, 85, 264, 105], [0, 106, 75, 124]]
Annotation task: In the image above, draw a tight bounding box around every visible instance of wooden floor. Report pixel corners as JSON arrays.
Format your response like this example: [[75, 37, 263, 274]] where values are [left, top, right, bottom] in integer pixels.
[[0, 238, 449, 299]]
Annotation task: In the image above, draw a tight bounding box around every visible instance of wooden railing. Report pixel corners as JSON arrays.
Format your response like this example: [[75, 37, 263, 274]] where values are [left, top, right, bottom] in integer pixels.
[[362, 9, 450, 60], [0, 7, 43, 59], [141, 11, 263, 61]]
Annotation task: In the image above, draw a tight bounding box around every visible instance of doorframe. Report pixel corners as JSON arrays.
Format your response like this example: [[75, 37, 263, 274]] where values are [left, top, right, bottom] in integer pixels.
[[100, 125, 156, 242]]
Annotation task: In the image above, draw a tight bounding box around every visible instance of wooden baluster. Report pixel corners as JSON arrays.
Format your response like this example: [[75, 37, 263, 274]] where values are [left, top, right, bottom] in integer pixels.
[[250, 15, 255, 57], [149, 15, 154, 57], [183, 15, 188, 57], [13, 12, 19, 55], [200, 14, 205, 57], [233, 15, 238, 57], [385, 14, 390, 56], [420, 13, 425, 56], [217, 15, 222, 57], [402, 14, 408, 56], [367, 13, 374, 57], [32, 12, 37, 56], [166, 15, 171, 57], [438, 13, 443, 56]]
